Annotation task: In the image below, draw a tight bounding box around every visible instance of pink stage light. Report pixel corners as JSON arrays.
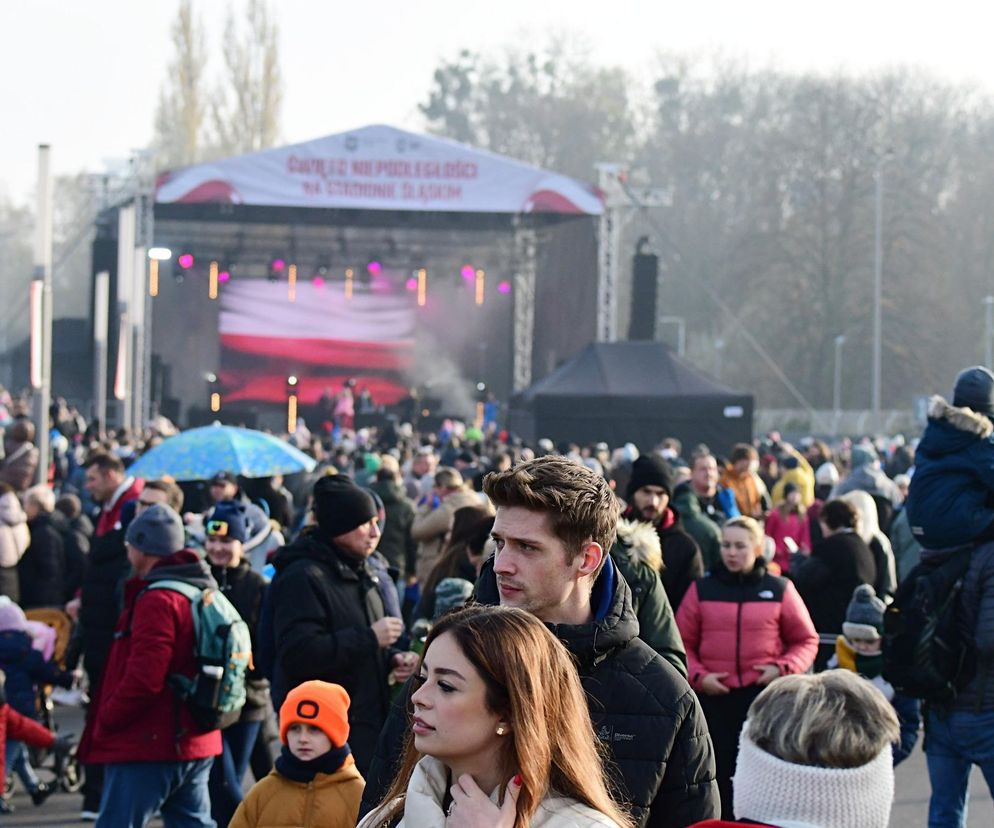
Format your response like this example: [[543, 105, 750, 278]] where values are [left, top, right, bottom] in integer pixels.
[[405, 277, 418, 291], [497, 280, 511, 294], [178, 253, 194, 269], [271, 258, 286, 272], [311, 276, 325, 288], [367, 260, 383, 275], [218, 271, 231, 283], [461, 265, 475, 281]]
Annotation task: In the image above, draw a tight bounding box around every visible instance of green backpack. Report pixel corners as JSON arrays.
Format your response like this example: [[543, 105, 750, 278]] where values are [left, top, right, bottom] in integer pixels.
[[142, 579, 252, 731]]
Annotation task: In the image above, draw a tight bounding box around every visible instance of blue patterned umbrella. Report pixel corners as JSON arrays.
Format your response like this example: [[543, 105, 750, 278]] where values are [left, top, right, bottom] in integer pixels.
[[127, 424, 317, 481]]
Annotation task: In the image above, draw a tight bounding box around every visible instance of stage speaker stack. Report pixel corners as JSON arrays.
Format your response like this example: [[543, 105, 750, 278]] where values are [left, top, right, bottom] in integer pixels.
[[629, 250, 659, 340]]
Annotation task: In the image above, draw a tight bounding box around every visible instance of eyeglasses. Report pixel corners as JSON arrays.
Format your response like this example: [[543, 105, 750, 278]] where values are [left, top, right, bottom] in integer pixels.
[[206, 520, 229, 537], [137, 500, 159, 508]]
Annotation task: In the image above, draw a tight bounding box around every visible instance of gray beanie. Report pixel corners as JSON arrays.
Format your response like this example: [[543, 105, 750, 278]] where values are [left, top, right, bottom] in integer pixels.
[[843, 584, 886, 640], [125, 503, 185, 557]]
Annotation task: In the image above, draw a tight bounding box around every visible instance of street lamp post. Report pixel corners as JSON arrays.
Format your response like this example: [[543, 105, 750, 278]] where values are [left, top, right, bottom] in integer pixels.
[[985, 296, 994, 368], [871, 150, 893, 435], [834, 334, 846, 434]]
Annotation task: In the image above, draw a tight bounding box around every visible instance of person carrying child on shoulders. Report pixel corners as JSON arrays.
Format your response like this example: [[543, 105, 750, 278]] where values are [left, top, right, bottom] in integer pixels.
[[230, 680, 364, 828]]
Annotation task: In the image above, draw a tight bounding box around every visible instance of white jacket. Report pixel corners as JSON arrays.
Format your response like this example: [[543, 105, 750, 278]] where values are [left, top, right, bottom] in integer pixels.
[[358, 755, 621, 828], [0, 492, 29, 568]]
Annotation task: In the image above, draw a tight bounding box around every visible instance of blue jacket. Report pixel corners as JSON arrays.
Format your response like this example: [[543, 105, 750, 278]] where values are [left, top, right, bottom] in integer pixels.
[[0, 630, 71, 717], [906, 397, 994, 549]]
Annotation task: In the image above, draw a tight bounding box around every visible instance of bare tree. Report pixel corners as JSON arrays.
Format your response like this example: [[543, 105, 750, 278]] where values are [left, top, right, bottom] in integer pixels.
[[153, 0, 208, 168], [209, 0, 283, 157]]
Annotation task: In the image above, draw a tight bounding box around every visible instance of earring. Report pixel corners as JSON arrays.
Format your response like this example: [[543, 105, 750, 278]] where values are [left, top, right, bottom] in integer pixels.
[[496, 725, 507, 736]]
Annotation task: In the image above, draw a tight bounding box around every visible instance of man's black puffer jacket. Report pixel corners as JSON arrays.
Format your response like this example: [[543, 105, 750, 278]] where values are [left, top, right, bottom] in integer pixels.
[[360, 555, 719, 828], [270, 529, 393, 775]]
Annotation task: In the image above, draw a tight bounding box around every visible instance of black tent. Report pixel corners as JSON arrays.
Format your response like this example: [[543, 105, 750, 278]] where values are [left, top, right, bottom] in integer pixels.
[[507, 341, 754, 454]]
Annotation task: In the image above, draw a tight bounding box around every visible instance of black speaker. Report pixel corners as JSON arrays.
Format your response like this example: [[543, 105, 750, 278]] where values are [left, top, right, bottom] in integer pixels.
[[630, 252, 659, 340]]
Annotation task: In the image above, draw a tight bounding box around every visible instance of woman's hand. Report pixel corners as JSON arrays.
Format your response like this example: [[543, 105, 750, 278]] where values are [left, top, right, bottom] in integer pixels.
[[753, 664, 780, 686], [446, 773, 521, 827], [699, 672, 730, 696]]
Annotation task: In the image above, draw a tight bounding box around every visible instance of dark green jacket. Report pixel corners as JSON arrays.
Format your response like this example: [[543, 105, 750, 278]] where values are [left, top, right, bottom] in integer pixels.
[[611, 521, 688, 678], [672, 482, 722, 572]]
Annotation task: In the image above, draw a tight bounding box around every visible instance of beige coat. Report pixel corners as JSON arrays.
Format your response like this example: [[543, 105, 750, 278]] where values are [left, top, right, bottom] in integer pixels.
[[0, 492, 29, 568], [410, 487, 488, 584], [358, 755, 621, 828], [229, 759, 364, 828]]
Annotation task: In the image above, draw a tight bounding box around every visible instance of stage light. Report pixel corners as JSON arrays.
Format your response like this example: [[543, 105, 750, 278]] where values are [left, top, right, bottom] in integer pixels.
[[271, 258, 286, 272], [209, 261, 219, 300], [312, 275, 325, 288], [475, 268, 485, 306], [367, 260, 382, 276], [218, 271, 231, 283], [177, 253, 195, 269], [405, 277, 418, 291], [345, 267, 354, 299], [461, 265, 475, 281], [498, 280, 511, 294], [148, 260, 160, 297], [417, 268, 427, 307], [288, 264, 298, 301], [210, 392, 221, 413], [206, 372, 218, 383], [477, 382, 486, 392], [286, 375, 299, 433], [287, 375, 298, 387]]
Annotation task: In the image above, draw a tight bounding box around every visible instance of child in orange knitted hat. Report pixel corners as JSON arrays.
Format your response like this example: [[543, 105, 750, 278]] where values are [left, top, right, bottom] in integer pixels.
[[229, 681, 364, 828]]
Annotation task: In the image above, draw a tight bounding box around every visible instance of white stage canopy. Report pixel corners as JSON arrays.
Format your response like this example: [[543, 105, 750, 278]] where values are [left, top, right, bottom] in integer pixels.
[[155, 124, 603, 216]]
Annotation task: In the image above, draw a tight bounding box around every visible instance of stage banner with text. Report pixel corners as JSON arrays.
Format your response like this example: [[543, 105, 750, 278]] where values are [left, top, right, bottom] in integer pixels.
[[156, 124, 603, 215]]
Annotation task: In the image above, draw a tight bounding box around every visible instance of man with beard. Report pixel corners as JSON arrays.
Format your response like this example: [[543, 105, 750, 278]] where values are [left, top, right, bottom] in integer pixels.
[[625, 454, 704, 610]]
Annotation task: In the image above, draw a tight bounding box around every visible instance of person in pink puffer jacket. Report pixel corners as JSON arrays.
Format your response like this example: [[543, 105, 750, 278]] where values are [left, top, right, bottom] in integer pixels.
[[676, 516, 818, 819]]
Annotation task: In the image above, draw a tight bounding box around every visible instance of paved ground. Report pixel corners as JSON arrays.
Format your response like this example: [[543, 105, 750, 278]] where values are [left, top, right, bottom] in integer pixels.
[[3, 705, 992, 826]]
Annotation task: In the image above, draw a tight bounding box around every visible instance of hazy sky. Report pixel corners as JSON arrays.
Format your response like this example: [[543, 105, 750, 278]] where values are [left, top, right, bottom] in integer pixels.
[[3, 0, 993, 203]]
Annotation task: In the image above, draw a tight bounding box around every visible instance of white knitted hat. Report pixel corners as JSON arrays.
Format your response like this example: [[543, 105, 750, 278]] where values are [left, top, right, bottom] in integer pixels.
[[732, 727, 894, 828]]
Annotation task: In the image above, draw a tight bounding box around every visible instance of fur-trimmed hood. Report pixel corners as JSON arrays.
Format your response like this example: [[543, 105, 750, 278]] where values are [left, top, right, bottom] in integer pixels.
[[615, 518, 663, 572], [928, 394, 993, 439]]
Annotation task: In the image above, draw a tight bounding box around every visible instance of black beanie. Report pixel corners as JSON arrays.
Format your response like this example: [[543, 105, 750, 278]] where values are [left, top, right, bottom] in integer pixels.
[[626, 454, 674, 500], [953, 366, 994, 417], [313, 475, 378, 539]]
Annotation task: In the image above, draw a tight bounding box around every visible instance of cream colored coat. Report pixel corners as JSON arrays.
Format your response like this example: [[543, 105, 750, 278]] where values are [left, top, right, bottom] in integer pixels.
[[357, 756, 622, 828], [0, 492, 29, 568]]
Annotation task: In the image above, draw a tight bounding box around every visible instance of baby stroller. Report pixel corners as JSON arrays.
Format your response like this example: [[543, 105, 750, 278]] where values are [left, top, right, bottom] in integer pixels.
[[21, 608, 83, 794]]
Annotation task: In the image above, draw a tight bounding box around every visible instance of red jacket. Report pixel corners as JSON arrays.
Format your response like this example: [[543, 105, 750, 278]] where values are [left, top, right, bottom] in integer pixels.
[[676, 559, 818, 692], [79, 551, 222, 764], [0, 705, 53, 794], [763, 508, 811, 572]]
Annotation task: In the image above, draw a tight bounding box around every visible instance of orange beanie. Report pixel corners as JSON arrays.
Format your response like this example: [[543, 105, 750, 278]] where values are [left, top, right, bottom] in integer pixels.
[[279, 681, 351, 747]]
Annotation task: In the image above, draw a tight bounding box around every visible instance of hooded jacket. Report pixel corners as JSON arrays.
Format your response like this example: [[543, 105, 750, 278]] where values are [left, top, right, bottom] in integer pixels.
[[79, 550, 223, 764], [611, 518, 687, 676], [360, 556, 720, 828], [670, 483, 723, 573], [230, 756, 364, 828], [676, 559, 818, 692], [906, 395, 994, 548], [0, 491, 29, 571], [622, 504, 704, 610], [358, 755, 620, 828], [270, 529, 394, 774]]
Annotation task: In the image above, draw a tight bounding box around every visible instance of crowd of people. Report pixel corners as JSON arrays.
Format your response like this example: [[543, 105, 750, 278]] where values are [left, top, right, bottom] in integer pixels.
[[0, 366, 992, 827]]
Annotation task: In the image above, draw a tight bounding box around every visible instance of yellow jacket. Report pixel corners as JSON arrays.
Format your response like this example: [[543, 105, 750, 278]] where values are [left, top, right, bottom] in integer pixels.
[[229, 758, 364, 828], [770, 448, 816, 508]]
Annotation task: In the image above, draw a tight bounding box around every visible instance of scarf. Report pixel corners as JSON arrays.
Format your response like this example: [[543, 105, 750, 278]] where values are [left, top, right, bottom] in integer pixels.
[[274, 743, 352, 783], [732, 729, 893, 828]]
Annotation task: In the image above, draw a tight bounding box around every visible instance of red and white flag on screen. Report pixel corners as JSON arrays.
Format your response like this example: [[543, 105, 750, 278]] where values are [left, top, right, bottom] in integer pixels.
[[219, 280, 414, 404]]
